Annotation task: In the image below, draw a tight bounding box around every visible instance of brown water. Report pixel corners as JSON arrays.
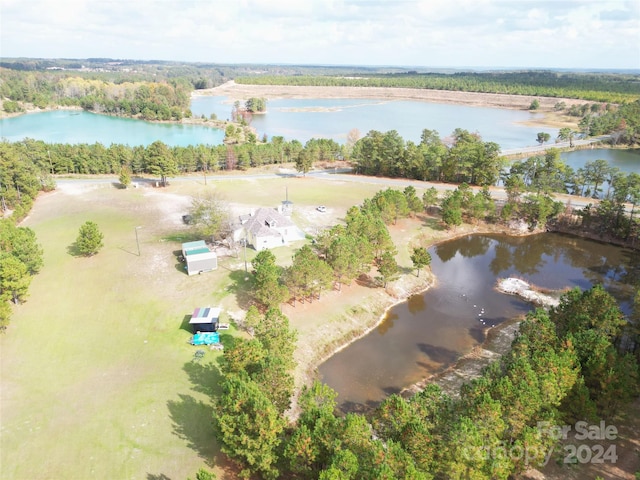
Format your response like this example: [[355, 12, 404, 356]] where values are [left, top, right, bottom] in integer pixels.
[[318, 233, 638, 412]]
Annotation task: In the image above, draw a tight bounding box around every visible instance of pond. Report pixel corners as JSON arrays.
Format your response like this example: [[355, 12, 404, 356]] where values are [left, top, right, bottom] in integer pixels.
[[318, 232, 638, 412]]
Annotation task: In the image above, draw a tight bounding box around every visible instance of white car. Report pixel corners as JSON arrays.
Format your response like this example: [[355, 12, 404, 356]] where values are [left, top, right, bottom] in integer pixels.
[[317, 205, 326, 212]]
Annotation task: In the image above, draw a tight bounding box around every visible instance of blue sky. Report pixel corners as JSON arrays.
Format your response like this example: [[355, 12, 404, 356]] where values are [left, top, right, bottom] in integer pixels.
[[1, 0, 638, 70]]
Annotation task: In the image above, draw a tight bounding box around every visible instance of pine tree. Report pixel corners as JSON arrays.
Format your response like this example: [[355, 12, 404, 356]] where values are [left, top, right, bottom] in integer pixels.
[[410, 247, 432, 277], [75, 221, 104, 256]]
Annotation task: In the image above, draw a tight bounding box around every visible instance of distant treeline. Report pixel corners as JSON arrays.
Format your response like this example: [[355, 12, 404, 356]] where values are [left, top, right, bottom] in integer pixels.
[[3, 62, 639, 123], [235, 71, 640, 104], [0, 69, 194, 120]]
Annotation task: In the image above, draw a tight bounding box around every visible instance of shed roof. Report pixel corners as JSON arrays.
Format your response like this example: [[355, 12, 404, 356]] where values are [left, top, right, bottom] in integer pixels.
[[189, 307, 221, 324], [185, 247, 211, 256], [182, 240, 207, 251]]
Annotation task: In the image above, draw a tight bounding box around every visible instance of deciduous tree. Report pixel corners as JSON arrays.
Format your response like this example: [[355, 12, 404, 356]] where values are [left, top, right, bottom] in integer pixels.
[[188, 191, 232, 242]]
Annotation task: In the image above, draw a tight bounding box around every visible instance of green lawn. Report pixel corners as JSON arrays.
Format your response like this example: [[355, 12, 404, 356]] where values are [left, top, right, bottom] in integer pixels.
[[0, 186, 231, 479], [0, 175, 415, 479]]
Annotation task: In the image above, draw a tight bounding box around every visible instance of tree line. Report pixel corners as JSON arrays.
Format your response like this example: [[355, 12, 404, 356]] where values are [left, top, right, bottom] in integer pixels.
[[353, 128, 503, 184], [0, 219, 44, 330], [235, 71, 640, 104], [351, 127, 640, 203], [214, 284, 639, 478], [0, 137, 344, 179], [0, 68, 193, 120], [0, 143, 50, 330]]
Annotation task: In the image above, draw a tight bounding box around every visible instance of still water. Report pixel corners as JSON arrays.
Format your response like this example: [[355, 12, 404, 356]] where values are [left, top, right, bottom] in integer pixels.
[[191, 95, 556, 149], [0, 110, 224, 147], [1, 103, 638, 174], [560, 148, 640, 174], [318, 233, 637, 412]]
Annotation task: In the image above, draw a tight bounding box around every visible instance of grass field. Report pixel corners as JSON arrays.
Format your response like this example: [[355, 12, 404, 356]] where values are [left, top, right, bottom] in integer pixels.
[[0, 174, 416, 479]]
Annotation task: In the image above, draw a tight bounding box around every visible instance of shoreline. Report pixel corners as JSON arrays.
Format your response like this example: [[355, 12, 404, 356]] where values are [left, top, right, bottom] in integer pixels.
[[0, 104, 83, 119], [401, 317, 523, 399], [194, 81, 585, 131], [293, 223, 544, 415], [2, 85, 584, 136], [196, 81, 587, 119]]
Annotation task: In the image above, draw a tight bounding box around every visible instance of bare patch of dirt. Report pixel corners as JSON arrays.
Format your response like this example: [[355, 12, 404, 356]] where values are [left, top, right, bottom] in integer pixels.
[[198, 81, 586, 114]]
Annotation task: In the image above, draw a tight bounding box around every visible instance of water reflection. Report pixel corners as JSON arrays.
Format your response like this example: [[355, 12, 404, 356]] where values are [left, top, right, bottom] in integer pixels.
[[318, 232, 637, 412], [407, 294, 426, 315], [377, 312, 398, 335]]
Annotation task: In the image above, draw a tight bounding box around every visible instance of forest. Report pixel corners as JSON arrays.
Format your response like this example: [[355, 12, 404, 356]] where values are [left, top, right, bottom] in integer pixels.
[[0, 68, 194, 120], [2, 60, 639, 123], [210, 186, 640, 479], [235, 71, 640, 104], [0, 59, 405, 118]]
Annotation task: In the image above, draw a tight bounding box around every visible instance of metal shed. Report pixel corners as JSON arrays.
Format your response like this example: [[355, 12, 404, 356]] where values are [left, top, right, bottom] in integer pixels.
[[182, 240, 217, 275], [189, 306, 221, 333]]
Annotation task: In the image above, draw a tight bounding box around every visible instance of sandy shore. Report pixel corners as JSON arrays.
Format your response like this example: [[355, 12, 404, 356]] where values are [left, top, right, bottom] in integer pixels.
[[196, 80, 586, 112]]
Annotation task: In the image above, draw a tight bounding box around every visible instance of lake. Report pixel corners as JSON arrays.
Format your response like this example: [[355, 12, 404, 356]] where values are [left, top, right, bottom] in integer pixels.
[[0, 110, 224, 147], [1, 102, 638, 175], [318, 233, 637, 412], [191, 95, 556, 149], [560, 148, 640, 174]]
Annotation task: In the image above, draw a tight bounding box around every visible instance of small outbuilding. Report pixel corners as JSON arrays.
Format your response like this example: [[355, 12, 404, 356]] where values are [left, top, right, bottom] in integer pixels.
[[182, 240, 217, 276], [189, 306, 221, 333]]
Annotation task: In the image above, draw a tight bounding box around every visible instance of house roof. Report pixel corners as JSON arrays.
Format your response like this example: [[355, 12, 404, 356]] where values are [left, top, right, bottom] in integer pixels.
[[243, 208, 295, 238]]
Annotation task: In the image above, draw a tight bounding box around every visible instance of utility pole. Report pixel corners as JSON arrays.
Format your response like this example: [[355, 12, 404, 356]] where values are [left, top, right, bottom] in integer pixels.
[[243, 237, 248, 272], [135, 226, 142, 256]]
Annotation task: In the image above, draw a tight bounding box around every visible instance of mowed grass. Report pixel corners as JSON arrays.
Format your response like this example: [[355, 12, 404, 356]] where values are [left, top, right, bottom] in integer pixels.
[[0, 186, 230, 480], [0, 175, 395, 480]]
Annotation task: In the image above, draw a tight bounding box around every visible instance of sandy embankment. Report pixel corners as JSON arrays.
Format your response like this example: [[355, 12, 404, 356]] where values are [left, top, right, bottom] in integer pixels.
[[496, 277, 563, 308], [195, 81, 584, 127]]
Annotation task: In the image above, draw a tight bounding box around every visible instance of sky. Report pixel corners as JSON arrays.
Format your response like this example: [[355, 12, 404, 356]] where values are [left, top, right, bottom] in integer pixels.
[[1, 0, 639, 70]]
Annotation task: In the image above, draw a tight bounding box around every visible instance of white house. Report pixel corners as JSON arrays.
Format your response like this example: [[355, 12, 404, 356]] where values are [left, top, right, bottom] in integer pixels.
[[234, 207, 304, 251]]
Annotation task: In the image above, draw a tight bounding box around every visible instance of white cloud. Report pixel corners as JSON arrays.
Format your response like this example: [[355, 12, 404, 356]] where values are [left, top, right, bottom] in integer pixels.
[[0, 0, 638, 68]]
